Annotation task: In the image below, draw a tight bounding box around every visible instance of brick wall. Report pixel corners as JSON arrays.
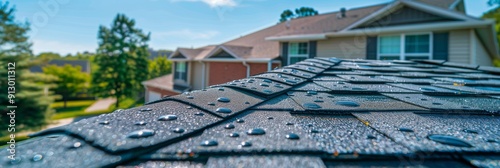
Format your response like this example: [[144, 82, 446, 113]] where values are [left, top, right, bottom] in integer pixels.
[[208, 62, 281, 86]]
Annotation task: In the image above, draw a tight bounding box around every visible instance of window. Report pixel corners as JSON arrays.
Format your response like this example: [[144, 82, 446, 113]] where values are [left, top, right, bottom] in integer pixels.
[[175, 62, 187, 82], [288, 42, 309, 65], [378, 33, 432, 60]]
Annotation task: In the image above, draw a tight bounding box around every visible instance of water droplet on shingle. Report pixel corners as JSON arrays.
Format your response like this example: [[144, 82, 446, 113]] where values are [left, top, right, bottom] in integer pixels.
[[247, 128, 266, 135], [140, 108, 152, 112], [487, 139, 499, 143], [216, 107, 232, 113], [200, 140, 218, 147], [263, 89, 272, 93], [10, 156, 21, 165], [135, 121, 147, 126], [263, 79, 272, 83], [229, 132, 240, 137], [72, 142, 82, 148], [173, 128, 185, 133], [428, 134, 473, 147], [236, 119, 245, 123], [195, 112, 204, 116], [240, 141, 252, 147], [310, 129, 319, 133], [463, 129, 478, 134], [286, 122, 294, 125], [186, 106, 192, 109], [186, 96, 194, 99], [260, 83, 269, 87], [286, 133, 300, 140], [420, 98, 428, 101], [99, 121, 110, 125], [207, 102, 215, 106], [367, 135, 377, 139], [127, 129, 155, 138], [432, 102, 442, 105], [217, 97, 230, 103], [307, 90, 317, 95], [336, 101, 360, 107], [303, 103, 322, 109], [267, 117, 274, 120], [351, 87, 366, 91], [314, 99, 324, 103], [245, 101, 250, 104], [420, 87, 436, 91], [398, 127, 414, 132], [284, 79, 297, 84], [32, 154, 43, 162], [225, 124, 235, 129], [158, 115, 177, 121], [218, 87, 225, 91]]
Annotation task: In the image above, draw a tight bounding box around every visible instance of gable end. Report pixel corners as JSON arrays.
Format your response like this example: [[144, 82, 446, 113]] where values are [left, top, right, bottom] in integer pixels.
[[355, 6, 460, 29]]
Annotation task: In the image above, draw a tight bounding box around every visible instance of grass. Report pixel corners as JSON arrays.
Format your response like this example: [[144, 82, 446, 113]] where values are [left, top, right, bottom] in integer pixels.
[[50, 97, 144, 120], [0, 134, 29, 148], [51, 100, 95, 114]]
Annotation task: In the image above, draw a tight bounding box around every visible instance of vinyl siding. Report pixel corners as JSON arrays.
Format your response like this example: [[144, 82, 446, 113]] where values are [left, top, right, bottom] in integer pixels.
[[317, 36, 367, 59], [191, 61, 204, 90], [473, 32, 493, 66], [448, 29, 470, 64]]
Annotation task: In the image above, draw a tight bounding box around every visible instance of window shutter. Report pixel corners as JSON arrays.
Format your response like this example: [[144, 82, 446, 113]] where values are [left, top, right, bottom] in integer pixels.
[[281, 42, 289, 66], [366, 36, 378, 60], [309, 41, 317, 58], [433, 32, 449, 61], [173, 62, 179, 79]]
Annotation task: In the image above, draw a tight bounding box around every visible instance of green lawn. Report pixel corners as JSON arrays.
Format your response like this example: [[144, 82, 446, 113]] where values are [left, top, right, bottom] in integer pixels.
[[51, 100, 95, 113], [51, 97, 143, 120]]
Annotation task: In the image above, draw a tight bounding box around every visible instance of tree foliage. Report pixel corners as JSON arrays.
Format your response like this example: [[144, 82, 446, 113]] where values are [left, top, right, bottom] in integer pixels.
[[482, 6, 500, 67], [92, 14, 150, 108], [0, 2, 56, 135], [43, 65, 90, 108], [279, 7, 318, 22], [149, 56, 172, 79]]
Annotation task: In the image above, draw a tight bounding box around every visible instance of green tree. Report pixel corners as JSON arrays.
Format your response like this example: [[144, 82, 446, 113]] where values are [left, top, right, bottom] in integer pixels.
[[43, 65, 90, 108], [36, 52, 61, 62], [279, 7, 318, 22], [0, 2, 56, 134], [149, 56, 172, 79], [482, 6, 500, 67], [92, 14, 150, 108]]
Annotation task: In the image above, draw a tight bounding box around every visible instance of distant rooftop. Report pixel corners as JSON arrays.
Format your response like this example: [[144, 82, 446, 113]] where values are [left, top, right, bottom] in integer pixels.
[[6, 57, 500, 167]]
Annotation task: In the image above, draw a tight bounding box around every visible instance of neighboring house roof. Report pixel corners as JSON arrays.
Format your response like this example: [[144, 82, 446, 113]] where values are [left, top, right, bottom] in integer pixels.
[[9, 57, 500, 167], [169, 0, 499, 61], [141, 74, 177, 92], [29, 59, 90, 73]]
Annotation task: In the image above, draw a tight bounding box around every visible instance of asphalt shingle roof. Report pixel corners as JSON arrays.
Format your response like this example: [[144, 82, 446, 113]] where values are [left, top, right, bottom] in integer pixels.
[[4, 58, 500, 168]]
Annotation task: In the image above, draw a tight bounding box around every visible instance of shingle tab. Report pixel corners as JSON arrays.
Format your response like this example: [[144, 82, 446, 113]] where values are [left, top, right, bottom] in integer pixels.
[[435, 84, 500, 95], [288, 92, 427, 113], [30, 101, 221, 153], [285, 64, 326, 74], [253, 72, 306, 86], [353, 112, 500, 152], [166, 87, 266, 117], [315, 82, 416, 93], [218, 78, 292, 97], [292, 82, 332, 92], [0, 134, 121, 168], [463, 155, 500, 168], [252, 95, 304, 111], [336, 75, 390, 83], [271, 68, 316, 79], [382, 93, 484, 113], [389, 83, 469, 95], [206, 156, 326, 168]]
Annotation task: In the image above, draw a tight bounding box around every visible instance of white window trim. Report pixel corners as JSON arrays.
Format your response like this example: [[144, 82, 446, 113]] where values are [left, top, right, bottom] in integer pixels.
[[288, 42, 309, 65], [377, 32, 433, 60], [175, 61, 187, 81]]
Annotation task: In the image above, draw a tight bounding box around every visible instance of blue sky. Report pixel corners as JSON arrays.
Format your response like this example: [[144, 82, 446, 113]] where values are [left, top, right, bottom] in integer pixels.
[[8, 0, 498, 55]]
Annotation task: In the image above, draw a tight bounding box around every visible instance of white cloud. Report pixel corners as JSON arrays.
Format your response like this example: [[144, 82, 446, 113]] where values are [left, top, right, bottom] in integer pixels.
[[32, 39, 96, 55], [154, 29, 219, 40], [171, 0, 237, 7]]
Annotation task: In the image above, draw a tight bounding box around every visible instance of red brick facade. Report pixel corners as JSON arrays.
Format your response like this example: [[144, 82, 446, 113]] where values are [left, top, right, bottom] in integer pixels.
[[145, 86, 179, 97], [208, 62, 281, 86]]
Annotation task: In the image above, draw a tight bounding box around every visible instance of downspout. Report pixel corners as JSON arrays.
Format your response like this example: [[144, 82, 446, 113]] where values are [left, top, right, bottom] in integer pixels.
[[267, 59, 272, 72], [242, 60, 250, 77], [199, 60, 206, 88]]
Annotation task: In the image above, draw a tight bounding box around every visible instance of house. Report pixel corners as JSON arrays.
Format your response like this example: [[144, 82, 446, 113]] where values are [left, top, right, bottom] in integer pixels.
[[29, 59, 91, 73], [143, 0, 499, 103], [11, 57, 500, 167]]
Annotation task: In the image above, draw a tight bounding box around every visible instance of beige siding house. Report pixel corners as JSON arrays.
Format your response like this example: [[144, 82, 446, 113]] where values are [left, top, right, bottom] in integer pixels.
[[144, 0, 499, 102]]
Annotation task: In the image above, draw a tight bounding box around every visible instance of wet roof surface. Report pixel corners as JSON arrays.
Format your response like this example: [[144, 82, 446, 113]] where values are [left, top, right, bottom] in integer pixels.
[[4, 58, 500, 168]]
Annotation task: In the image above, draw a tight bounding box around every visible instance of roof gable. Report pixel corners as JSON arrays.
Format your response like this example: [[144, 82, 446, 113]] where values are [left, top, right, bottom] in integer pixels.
[[344, 0, 477, 31], [210, 50, 235, 59], [171, 52, 187, 59], [355, 5, 459, 29]]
